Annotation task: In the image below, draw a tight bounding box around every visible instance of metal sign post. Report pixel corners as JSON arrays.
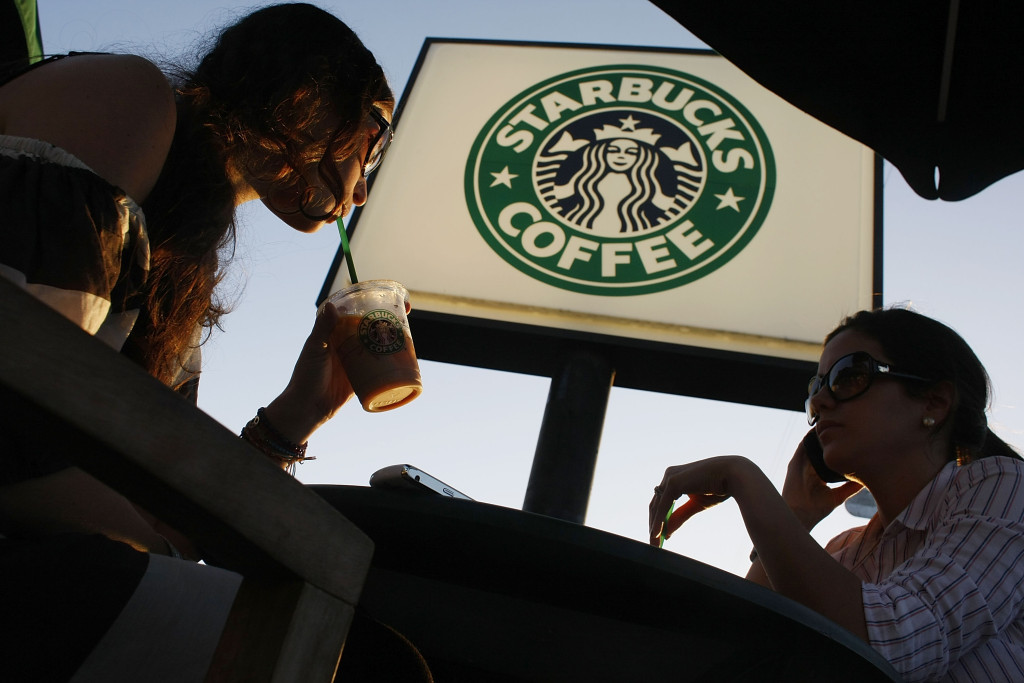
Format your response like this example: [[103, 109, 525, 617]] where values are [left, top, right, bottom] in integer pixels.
[[523, 347, 614, 523]]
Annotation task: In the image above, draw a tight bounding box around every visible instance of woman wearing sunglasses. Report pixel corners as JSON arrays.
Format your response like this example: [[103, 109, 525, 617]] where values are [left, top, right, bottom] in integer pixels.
[[0, 4, 428, 681], [650, 307, 1024, 681]]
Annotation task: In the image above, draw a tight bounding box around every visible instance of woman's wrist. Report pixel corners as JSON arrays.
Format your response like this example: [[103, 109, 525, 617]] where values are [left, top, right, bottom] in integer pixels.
[[240, 406, 316, 474], [262, 394, 326, 445], [729, 458, 803, 564], [726, 456, 776, 504]]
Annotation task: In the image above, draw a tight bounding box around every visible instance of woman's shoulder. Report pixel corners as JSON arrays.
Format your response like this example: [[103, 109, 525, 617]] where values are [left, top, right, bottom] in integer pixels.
[[946, 456, 1024, 519], [956, 455, 1024, 479], [0, 53, 176, 202], [824, 520, 874, 565]]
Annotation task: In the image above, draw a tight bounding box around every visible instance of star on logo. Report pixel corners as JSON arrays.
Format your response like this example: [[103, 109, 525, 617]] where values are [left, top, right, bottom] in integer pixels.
[[714, 187, 745, 212], [489, 166, 518, 188], [619, 114, 640, 131]]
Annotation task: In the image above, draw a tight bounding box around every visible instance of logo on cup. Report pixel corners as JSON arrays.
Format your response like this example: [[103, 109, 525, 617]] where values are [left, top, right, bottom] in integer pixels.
[[465, 64, 775, 295], [359, 310, 405, 354]]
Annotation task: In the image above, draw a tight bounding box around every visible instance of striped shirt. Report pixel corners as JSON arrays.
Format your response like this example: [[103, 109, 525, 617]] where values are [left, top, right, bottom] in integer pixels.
[[826, 456, 1024, 682]]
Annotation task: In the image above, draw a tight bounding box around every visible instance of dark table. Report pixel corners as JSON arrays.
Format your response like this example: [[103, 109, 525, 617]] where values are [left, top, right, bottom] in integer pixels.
[[312, 485, 901, 682]]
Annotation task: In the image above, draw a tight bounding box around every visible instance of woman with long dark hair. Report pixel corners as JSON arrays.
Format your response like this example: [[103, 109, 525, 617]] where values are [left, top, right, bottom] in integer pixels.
[[650, 307, 1024, 681], [0, 5, 418, 680]]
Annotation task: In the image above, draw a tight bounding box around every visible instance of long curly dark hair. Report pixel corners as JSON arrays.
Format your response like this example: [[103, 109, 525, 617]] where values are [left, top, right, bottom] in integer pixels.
[[125, 3, 393, 388]]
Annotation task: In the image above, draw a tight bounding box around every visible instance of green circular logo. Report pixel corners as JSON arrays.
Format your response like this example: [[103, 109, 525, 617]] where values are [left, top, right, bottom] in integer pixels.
[[465, 64, 775, 295], [359, 310, 405, 354]]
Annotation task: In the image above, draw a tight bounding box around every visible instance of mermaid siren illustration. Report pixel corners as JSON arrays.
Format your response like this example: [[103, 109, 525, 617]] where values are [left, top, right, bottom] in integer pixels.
[[536, 114, 706, 236]]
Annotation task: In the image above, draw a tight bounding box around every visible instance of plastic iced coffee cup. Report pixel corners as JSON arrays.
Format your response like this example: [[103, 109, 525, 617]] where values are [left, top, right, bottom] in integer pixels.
[[322, 280, 422, 412]]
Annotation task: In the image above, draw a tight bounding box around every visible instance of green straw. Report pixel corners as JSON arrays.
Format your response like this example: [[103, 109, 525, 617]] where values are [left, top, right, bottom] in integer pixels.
[[337, 218, 359, 284], [659, 501, 675, 548]]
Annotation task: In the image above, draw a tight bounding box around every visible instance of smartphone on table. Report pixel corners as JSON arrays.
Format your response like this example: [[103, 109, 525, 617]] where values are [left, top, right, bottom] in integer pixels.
[[369, 464, 474, 500]]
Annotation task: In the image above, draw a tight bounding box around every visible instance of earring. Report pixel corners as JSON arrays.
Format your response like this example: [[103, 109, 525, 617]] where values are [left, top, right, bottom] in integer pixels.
[[923, 416, 936, 427]]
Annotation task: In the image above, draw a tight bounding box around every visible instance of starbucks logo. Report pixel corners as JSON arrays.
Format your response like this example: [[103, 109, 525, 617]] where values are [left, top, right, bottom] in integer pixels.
[[359, 310, 405, 354], [465, 64, 775, 295]]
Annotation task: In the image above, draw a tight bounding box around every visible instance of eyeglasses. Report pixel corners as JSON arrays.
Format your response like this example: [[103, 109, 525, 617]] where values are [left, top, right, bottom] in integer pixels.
[[805, 351, 930, 425], [268, 109, 393, 221], [362, 108, 393, 177]]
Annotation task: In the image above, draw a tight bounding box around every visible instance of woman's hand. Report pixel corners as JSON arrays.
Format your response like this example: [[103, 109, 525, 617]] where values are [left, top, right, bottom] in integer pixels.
[[649, 450, 870, 642], [649, 455, 759, 546], [263, 302, 355, 444], [781, 437, 862, 531]]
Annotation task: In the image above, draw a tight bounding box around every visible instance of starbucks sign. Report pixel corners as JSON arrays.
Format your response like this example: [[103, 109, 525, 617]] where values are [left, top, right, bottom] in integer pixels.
[[330, 41, 877, 368], [465, 65, 775, 295]]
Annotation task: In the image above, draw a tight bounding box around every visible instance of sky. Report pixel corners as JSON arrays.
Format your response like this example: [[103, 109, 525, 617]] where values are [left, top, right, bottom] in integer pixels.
[[36, 0, 1024, 577]]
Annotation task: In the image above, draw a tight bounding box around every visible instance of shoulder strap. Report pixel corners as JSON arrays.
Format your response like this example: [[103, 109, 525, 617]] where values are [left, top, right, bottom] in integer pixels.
[[0, 53, 64, 88], [0, 52, 108, 89]]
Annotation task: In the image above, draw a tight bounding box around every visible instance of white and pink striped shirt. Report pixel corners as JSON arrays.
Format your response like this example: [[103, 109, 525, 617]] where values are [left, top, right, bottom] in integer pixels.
[[826, 456, 1024, 682]]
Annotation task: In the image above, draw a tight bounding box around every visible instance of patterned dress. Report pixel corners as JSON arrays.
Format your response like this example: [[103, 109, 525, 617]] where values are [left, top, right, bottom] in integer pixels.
[[1, 133, 152, 483]]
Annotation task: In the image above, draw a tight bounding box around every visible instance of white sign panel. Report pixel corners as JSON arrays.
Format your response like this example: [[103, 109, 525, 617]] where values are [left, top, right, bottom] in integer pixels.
[[328, 40, 878, 364]]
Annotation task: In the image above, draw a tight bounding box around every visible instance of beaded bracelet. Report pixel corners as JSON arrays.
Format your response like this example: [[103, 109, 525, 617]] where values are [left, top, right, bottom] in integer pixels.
[[240, 407, 315, 475]]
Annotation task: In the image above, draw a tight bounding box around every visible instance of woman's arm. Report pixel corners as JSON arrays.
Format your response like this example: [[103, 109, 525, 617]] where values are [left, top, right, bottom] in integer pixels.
[[859, 457, 1024, 680], [0, 54, 185, 550], [728, 458, 869, 640], [0, 467, 186, 557], [652, 455, 869, 640], [746, 436, 863, 587], [260, 301, 356, 446], [0, 53, 175, 203]]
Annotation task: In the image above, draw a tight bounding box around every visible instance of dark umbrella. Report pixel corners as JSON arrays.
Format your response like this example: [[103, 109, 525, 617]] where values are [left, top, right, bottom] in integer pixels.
[[649, 1, 1024, 201]]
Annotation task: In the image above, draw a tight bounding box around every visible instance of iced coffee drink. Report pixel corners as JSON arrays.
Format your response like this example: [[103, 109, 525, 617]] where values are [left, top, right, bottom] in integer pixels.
[[323, 280, 422, 412]]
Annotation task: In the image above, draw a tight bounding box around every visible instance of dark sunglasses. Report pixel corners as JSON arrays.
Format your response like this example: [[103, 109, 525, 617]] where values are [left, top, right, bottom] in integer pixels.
[[363, 108, 393, 177], [805, 351, 930, 425]]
